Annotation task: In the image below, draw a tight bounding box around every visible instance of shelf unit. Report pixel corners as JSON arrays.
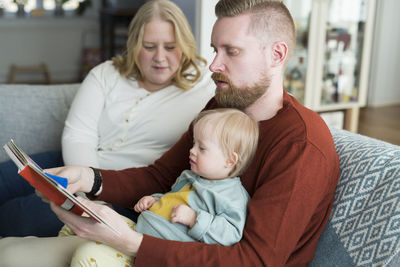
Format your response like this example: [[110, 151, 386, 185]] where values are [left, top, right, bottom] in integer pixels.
[[283, 0, 376, 132], [100, 7, 137, 61], [99, 0, 150, 61]]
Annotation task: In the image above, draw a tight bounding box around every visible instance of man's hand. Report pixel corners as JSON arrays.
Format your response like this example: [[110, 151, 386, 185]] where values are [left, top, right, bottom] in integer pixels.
[[170, 204, 197, 228], [50, 197, 143, 256], [134, 196, 159, 212]]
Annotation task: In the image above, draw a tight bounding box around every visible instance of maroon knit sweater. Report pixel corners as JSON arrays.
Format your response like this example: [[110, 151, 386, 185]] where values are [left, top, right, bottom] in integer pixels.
[[98, 91, 340, 266]]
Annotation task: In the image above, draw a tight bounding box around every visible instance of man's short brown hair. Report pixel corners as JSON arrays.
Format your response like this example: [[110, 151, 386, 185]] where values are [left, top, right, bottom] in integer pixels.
[[215, 0, 296, 61]]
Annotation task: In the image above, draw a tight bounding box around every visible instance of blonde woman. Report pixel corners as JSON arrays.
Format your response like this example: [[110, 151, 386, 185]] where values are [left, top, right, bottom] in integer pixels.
[[0, 0, 214, 237]]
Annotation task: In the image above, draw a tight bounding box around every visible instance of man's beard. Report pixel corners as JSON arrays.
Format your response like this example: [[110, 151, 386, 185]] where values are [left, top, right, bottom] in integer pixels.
[[212, 72, 270, 110]]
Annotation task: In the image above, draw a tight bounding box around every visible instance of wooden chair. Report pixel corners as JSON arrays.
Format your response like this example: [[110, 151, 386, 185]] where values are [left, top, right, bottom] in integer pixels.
[[7, 63, 51, 84]]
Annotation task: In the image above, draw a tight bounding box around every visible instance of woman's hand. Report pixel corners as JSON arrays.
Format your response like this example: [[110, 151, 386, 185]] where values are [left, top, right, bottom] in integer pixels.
[[50, 197, 143, 256], [45, 166, 95, 194], [134, 196, 159, 212]]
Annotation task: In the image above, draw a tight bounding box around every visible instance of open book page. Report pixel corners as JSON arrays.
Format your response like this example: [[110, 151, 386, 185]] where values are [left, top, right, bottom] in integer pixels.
[[3, 139, 120, 235], [3, 141, 26, 170]]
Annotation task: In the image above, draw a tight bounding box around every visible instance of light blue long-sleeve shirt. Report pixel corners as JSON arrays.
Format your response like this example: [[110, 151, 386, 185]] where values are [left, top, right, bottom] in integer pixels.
[[135, 170, 250, 246]]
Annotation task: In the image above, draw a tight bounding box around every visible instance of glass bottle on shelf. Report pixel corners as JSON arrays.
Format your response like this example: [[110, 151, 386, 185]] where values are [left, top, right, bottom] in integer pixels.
[[321, 0, 369, 105], [283, 0, 312, 104], [285, 56, 306, 103]]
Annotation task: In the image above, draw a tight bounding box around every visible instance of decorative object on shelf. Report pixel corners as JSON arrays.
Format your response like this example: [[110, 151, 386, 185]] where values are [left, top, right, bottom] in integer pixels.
[[0, 0, 4, 17], [30, 8, 45, 17], [54, 0, 69, 16], [31, 0, 45, 17], [75, 0, 91, 16], [285, 56, 306, 103], [13, 0, 27, 17]]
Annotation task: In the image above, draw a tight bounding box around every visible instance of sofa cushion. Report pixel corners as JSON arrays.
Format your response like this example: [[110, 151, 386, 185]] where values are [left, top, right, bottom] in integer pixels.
[[309, 128, 400, 266], [0, 84, 79, 163]]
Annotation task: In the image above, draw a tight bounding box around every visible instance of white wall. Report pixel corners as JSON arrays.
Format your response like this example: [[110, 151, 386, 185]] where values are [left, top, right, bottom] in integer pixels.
[[0, 17, 99, 83], [368, 0, 400, 107], [195, 0, 217, 66]]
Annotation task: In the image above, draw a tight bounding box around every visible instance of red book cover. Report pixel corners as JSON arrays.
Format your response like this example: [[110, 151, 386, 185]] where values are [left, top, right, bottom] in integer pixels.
[[3, 139, 119, 235], [19, 166, 84, 216]]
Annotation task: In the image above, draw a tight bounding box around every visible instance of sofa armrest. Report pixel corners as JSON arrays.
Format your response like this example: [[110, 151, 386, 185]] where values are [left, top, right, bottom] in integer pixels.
[[309, 128, 400, 266], [0, 84, 79, 163]]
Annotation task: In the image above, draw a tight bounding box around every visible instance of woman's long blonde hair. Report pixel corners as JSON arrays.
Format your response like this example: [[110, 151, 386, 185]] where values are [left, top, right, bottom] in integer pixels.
[[112, 0, 206, 90]]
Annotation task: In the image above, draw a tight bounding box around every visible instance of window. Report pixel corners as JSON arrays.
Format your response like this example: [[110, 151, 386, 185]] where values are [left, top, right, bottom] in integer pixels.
[[1, 0, 80, 13]]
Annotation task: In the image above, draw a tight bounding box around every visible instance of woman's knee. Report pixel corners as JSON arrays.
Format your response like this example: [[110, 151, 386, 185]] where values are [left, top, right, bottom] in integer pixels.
[[0, 240, 19, 267], [0, 237, 48, 267], [0, 235, 88, 267]]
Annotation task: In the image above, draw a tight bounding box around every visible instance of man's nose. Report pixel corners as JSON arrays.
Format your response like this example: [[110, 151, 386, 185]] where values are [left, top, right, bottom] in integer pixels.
[[209, 54, 225, 73]]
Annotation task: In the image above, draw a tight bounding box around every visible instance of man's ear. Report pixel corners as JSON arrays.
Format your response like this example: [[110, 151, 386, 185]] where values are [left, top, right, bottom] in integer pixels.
[[226, 152, 239, 168], [270, 41, 288, 67]]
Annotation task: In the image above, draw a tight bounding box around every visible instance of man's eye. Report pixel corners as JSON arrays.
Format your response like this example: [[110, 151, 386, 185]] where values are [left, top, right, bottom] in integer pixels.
[[227, 49, 239, 56]]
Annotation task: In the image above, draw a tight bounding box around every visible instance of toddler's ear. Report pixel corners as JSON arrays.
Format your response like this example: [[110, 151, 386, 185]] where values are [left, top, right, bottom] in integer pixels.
[[226, 152, 239, 167]]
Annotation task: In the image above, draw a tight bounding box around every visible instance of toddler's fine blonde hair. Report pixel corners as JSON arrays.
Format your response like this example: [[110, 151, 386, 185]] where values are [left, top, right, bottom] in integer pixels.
[[193, 108, 259, 178]]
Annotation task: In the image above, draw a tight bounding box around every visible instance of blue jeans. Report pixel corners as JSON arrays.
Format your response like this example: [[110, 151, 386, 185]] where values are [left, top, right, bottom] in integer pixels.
[[0, 151, 65, 237], [0, 151, 139, 237]]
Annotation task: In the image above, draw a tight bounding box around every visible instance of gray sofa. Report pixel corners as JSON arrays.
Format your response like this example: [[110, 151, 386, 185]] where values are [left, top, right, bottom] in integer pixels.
[[0, 84, 399, 266], [0, 84, 79, 163], [310, 129, 400, 267]]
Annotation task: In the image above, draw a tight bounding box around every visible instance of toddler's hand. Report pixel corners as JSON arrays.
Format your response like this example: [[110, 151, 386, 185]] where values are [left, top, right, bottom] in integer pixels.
[[134, 196, 158, 212], [170, 204, 197, 228]]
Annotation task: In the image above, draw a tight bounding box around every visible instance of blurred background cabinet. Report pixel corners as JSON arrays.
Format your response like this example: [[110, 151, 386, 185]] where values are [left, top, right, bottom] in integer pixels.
[[283, 0, 376, 132], [100, 0, 146, 60]]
